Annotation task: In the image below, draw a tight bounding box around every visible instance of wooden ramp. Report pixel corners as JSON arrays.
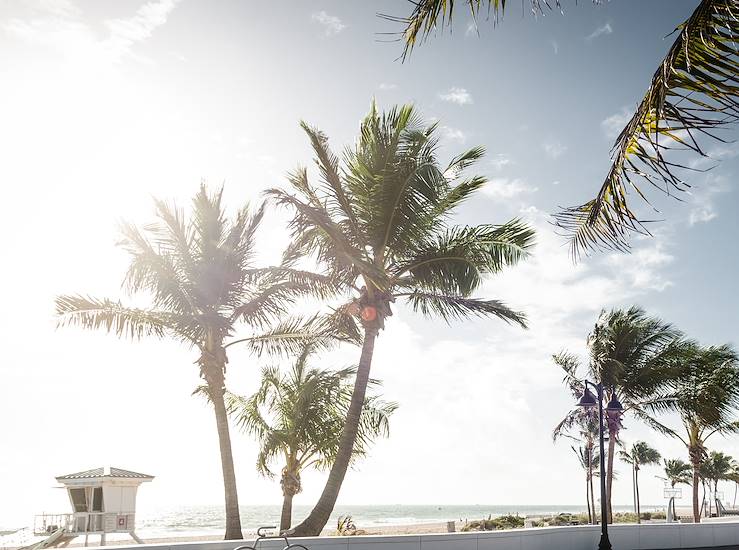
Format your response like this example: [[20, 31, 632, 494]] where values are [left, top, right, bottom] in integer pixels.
[[20, 529, 74, 550]]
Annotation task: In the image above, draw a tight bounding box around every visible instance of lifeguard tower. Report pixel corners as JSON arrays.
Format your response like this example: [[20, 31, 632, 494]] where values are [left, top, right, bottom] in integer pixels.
[[34, 467, 153, 547]]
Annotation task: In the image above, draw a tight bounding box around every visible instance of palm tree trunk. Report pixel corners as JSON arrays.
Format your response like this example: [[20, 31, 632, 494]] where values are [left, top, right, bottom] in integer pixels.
[[606, 430, 616, 523], [692, 460, 701, 523], [632, 464, 637, 516], [210, 384, 243, 539], [635, 468, 641, 523], [280, 492, 295, 533], [586, 475, 592, 524], [590, 471, 597, 524], [287, 326, 379, 536]]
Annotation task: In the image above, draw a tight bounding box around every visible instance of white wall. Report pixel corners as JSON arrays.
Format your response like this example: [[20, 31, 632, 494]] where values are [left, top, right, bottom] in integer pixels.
[[83, 522, 739, 550]]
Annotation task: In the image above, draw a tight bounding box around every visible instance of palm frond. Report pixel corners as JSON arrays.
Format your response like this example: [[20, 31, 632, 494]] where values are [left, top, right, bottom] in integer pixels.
[[54, 295, 197, 343], [401, 291, 527, 327], [393, 219, 534, 295], [382, 0, 582, 60], [555, 0, 739, 257]]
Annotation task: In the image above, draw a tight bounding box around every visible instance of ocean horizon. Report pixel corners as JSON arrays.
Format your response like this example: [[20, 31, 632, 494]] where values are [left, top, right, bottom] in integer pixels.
[[130, 503, 664, 538]]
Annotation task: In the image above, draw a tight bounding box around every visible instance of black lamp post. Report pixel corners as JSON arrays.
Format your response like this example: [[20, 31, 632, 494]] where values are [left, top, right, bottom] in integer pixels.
[[578, 380, 624, 550]]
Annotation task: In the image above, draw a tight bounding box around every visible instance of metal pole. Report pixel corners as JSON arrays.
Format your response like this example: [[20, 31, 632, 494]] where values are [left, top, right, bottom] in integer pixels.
[[596, 382, 612, 550]]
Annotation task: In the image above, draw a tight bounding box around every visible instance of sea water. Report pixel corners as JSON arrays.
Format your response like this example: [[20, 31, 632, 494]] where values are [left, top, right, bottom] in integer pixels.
[[133, 504, 659, 538]]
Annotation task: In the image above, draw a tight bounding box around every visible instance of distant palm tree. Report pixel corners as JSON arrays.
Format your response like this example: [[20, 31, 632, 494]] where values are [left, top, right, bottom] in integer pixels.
[[571, 444, 600, 524], [55, 186, 339, 539], [553, 307, 679, 523], [647, 341, 739, 522], [223, 347, 396, 532], [619, 442, 661, 523], [553, 352, 599, 524], [385, 0, 739, 257], [664, 458, 693, 488], [269, 103, 535, 535], [700, 451, 736, 517], [663, 458, 692, 520]]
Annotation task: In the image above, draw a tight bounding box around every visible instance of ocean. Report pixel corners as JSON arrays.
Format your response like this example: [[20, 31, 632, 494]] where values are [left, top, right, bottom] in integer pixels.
[[132, 504, 661, 538]]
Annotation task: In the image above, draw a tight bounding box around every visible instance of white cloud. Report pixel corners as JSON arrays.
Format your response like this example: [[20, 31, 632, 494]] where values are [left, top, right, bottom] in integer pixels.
[[482, 177, 537, 200], [378, 82, 397, 91], [543, 140, 567, 159], [490, 154, 512, 171], [439, 125, 466, 143], [311, 11, 345, 36], [688, 175, 731, 226], [439, 87, 473, 105], [551, 40, 559, 55], [587, 22, 613, 40], [601, 107, 632, 139], [3, 0, 181, 65], [605, 236, 675, 292]]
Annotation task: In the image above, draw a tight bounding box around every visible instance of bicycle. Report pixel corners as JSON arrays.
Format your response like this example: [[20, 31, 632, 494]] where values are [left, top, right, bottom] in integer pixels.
[[233, 526, 309, 550]]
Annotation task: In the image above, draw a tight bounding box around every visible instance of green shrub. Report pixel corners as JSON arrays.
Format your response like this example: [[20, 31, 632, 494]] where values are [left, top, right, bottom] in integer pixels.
[[461, 514, 525, 532]]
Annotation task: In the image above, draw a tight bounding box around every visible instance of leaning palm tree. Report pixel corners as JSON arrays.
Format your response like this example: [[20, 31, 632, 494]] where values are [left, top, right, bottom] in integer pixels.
[[647, 341, 739, 522], [268, 103, 535, 535], [553, 307, 679, 523], [618, 441, 661, 523], [55, 186, 340, 539], [223, 347, 396, 532], [386, 0, 739, 257]]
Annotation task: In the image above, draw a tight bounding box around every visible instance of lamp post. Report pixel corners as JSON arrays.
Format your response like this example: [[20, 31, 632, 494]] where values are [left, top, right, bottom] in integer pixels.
[[578, 380, 624, 550]]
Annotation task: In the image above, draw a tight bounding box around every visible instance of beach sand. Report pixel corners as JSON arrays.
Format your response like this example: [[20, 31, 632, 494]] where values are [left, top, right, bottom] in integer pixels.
[[59, 522, 461, 547]]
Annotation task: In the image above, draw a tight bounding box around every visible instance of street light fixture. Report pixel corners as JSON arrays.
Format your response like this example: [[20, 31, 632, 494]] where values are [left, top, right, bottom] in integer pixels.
[[578, 380, 623, 550]]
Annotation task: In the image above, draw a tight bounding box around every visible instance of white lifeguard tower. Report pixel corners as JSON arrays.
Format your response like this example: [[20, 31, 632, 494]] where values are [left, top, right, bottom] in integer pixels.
[[34, 467, 153, 547]]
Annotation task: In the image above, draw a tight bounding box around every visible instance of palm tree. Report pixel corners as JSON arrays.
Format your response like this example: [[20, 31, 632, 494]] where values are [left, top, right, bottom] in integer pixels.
[[647, 341, 739, 522], [553, 307, 679, 523], [553, 352, 599, 524], [55, 186, 340, 539], [663, 458, 692, 520], [268, 103, 535, 535], [618, 441, 661, 523], [385, 0, 739, 257], [700, 451, 736, 516], [223, 347, 396, 532], [571, 445, 600, 524], [664, 458, 693, 488]]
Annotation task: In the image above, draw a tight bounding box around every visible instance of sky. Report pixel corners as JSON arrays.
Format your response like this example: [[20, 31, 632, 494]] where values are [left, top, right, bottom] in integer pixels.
[[1, 0, 739, 529]]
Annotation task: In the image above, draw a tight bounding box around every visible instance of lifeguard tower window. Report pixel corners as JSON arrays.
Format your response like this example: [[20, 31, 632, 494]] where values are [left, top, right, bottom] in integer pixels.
[[92, 488, 103, 512], [70, 488, 87, 513]]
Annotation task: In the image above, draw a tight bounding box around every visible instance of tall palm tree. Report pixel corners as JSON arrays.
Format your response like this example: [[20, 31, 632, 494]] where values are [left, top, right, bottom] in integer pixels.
[[223, 347, 396, 532], [385, 0, 739, 257], [55, 186, 339, 539], [618, 441, 661, 523], [553, 307, 679, 523], [663, 458, 693, 520], [647, 341, 739, 522], [268, 103, 535, 535]]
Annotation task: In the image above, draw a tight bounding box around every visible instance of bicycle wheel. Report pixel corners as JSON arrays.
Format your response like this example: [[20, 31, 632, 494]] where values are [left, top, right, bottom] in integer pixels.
[[284, 544, 309, 550], [232, 545, 257, 550]]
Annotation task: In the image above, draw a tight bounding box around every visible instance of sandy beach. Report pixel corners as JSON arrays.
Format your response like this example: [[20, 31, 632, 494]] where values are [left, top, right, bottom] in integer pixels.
[[57, 523, 463, 547]]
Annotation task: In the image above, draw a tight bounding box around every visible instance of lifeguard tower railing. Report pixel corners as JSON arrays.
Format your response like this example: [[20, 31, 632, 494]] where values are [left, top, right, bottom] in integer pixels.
[[34, 512, 134, 535]]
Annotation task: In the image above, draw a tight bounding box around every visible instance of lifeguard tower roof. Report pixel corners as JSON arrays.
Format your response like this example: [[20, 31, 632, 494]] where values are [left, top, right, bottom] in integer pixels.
[[56, 467, 154, 482]]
